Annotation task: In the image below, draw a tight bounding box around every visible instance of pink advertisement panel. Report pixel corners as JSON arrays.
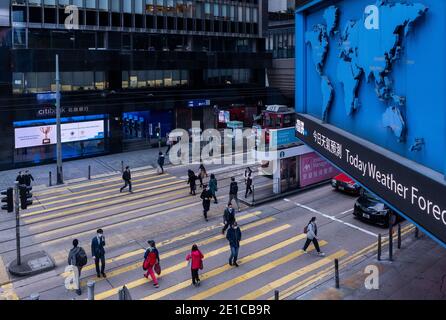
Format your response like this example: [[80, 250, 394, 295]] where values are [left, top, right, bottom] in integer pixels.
[[299, 152, 339, 188]]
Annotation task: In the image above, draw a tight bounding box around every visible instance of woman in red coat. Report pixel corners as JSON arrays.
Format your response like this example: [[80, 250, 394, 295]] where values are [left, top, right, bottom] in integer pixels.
[[186, 244, 204, 287]]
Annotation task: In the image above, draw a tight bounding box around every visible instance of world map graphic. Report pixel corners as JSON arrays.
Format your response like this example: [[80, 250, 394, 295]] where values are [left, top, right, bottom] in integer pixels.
[[305, 1, 428, 142]]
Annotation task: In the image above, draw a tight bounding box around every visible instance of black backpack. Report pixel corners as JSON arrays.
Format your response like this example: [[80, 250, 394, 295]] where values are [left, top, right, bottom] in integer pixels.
[[76, 247, 88, 267]]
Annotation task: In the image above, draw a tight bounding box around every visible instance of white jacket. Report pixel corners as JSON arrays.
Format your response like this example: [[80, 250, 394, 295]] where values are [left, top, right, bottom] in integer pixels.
[[306, 222, 317, 240]]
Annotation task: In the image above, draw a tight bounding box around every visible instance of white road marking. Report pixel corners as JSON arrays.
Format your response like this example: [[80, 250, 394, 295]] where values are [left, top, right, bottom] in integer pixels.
[[335, 208, 354, 218], [284, 198, 378, 238]]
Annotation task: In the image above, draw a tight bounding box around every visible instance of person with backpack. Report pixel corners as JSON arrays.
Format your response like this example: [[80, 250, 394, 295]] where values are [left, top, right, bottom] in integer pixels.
[[67, 239, 88, 296], [187, 170, 197, 195], [228, 177, 241, 212], [222, 203, 236, 235], [186, 244, 204, 287], [302, 217, 325, 256], [209, 174, 218, 204], [200, 184, 212, 222], [16, 171, 25, 185], [91, 229, 107, 278], [143, 240, 160, 288], [120, 166, 133, 193], [158, 152, 165, 174], [226, 221, 242, 267]]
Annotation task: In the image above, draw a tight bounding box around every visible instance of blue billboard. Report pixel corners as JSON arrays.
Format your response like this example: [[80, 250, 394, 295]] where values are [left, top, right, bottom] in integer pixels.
[[296, 0, 446, 246]]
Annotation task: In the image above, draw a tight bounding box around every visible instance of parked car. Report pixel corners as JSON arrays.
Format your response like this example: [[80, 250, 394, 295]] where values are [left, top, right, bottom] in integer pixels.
[[331, 173, 361, 195], [353, 190, 404, 227]]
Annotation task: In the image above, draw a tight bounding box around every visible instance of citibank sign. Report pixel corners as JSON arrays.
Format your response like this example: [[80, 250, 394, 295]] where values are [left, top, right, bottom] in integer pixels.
[[37, 106, 90, 118]]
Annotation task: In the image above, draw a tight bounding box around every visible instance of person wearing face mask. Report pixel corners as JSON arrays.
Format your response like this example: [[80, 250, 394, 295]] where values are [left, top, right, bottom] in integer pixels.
[[200, 184, 212, 222], [91, 229, 107, 278], [226, 221, 242, 267]]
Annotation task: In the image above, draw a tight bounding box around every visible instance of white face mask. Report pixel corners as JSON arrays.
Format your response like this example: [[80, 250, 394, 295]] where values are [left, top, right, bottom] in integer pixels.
[[98, 233, 103, 238]]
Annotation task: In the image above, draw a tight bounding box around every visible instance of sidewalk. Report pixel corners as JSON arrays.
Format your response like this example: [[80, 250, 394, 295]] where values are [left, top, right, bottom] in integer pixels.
[[296, 232, 446, 300], [0, 148, 169, 191]]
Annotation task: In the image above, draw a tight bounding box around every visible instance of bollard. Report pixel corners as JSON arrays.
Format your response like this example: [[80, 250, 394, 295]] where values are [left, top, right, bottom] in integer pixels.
[[377, 233, 382, 261], [49, 171, 52, 187], [30, 293, 40, 300], [88, 165, 91, 180], [334, 259, 340, 289], [397, 224, 402, 249], [252, 184, 255, 205], [389, 226, 393, 261], [415, 227, 419, 239], [87, 280, 95, 300], [274, 290, 279, 300], [121, 161, 124, 173]]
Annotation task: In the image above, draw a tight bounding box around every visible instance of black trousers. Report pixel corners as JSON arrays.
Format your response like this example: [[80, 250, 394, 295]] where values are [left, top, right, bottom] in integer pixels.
[[191, 269, 200, 284], [203, 201, 210, 219], [245, 185, 253, 198], [303, 238, 321, 253], [95, 255, 105, 275], [120, 180, 132, 192]]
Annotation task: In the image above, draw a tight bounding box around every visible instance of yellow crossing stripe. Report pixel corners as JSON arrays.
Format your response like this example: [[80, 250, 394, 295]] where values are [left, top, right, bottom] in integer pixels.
[[96, 224, 291, 300], [271, 225, 415, 300], [0, 284, 19, 300], [142, 234, 317, 300], [239, 250, 348, 300], [27, 187, 189, 226], [24, 179, 184, 218], [79, 217, 274, 287], [61, 211, 262, 277], [188, 243, 336, 300], [34, 170, 159, 197], [38, 175, 176, 205]]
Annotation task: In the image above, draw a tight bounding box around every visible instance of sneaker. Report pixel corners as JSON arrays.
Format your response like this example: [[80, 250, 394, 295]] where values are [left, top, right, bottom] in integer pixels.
[[234, 262, 239, 267], [318, 252, 326, 257], [153, 284, 159, 288], [302, 250, 308, 254]]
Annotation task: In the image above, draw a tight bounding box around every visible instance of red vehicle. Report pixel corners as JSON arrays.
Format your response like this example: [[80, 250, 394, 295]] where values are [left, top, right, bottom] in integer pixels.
[[331, 173, 361, 195], [258, 105, 296, 144]]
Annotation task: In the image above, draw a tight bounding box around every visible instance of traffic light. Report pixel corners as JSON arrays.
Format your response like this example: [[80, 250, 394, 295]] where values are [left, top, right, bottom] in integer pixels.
[[1, 188, 13, 213], [155, 126, 161, 138], [19, 185, 33, 210]]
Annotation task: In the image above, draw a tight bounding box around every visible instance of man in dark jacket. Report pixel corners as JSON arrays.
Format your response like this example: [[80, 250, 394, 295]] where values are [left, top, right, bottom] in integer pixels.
[[226, 221, 242, 267], [228, 177, 241, 212], [245, 174, 253, 198], [16, 171, 25, 185], [200, 185, 212, 222], [222, 204, 236, 234], [67, 239, 85, 295], [91, 229, 106, 278], [120, 166, 133, 193], [187, 170, 197, 195], [24, 170, 34, 187], [158, 152, 165, 174]]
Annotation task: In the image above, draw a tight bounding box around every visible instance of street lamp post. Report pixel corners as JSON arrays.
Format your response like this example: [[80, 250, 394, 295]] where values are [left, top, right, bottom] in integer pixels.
[[55, 54, 63, 185]]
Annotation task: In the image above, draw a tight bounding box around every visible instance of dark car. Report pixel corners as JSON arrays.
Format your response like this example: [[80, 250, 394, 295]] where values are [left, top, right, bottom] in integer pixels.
[[353, 190, 404, 227], [331, 173, 361, 195]]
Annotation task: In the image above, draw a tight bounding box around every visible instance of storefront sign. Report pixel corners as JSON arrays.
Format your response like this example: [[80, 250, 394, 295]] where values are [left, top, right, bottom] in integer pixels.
[[187, 99, 211, 108], [270, 127, 300, 148], [15, 120, 104, 149], [37, 106, 90, 118], [295, 114, 446, 246], [299, 152, 339, 188]]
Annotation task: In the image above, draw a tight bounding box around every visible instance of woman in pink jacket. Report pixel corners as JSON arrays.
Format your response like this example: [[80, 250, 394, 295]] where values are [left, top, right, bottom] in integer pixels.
[[186, 244, 204, 287]]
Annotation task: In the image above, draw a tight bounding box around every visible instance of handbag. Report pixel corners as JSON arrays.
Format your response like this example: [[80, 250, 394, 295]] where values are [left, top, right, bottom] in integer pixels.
[[199, 260, 204, 270], [154, 263, 161, 275]]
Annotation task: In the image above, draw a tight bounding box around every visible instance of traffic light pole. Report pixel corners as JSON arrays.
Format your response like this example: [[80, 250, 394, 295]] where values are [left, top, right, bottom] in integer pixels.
[[158, 122, 162, 152], [56, 54, 64, 185], [14, 182, 21, 266]]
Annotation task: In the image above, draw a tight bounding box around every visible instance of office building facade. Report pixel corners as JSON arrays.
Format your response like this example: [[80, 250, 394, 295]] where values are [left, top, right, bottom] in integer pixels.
[[0, 0, 282, 170]]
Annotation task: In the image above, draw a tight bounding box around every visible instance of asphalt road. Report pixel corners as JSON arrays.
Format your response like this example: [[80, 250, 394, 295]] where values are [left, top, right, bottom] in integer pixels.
[[0, 156, 412, 300]]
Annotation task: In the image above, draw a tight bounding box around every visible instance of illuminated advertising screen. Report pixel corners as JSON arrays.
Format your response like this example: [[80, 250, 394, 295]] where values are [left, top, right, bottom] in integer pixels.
[[15, 120, 105, 149]]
